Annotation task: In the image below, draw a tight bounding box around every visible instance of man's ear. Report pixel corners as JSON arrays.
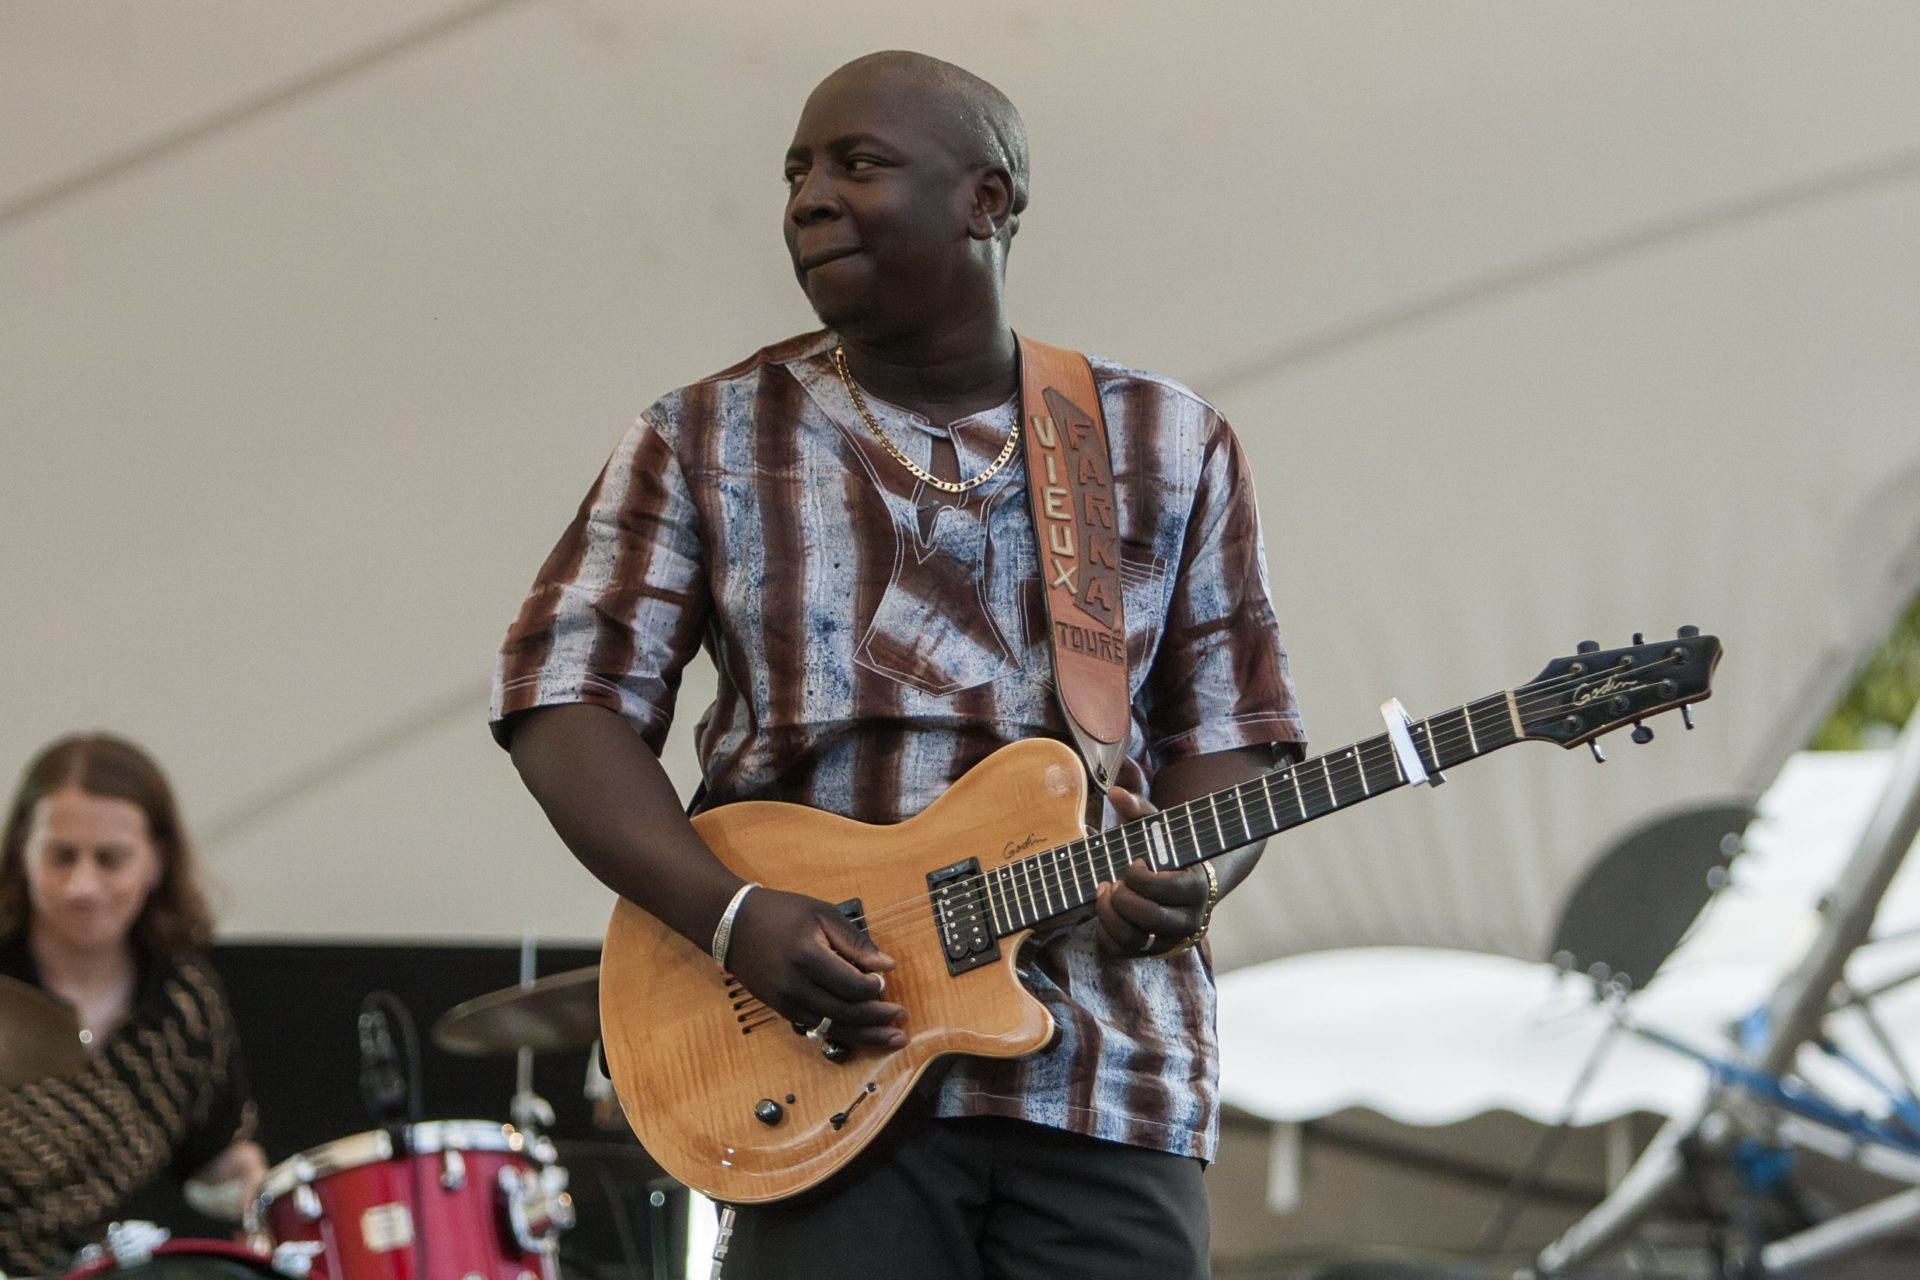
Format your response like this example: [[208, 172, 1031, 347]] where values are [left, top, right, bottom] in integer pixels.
[[966, 167, 1015, 241]]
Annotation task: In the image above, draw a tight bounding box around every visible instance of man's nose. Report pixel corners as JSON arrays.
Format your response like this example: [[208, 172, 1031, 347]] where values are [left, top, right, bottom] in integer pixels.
[[788, 171, 839, 224]]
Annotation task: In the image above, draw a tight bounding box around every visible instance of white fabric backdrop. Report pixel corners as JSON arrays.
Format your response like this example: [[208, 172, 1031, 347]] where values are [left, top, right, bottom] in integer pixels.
[[2, 2, 1917, 962]]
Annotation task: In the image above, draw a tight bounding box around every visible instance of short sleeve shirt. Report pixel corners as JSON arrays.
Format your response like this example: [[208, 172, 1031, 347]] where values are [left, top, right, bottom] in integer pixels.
[[492, 330, 1304, 1160]]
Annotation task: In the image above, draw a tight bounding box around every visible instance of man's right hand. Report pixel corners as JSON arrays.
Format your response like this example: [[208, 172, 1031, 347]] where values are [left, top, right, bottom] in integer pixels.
[[724, 887, 907, 1050]]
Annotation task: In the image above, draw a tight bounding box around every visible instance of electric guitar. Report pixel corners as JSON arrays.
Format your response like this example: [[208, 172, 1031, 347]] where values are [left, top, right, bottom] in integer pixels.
[[599, 630, 1722, 1203]]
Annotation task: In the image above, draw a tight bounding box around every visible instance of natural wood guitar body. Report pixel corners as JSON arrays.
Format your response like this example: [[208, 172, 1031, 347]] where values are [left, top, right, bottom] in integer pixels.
[[596, 630, 1724, 1204], [599, 738, 1088, 1204]]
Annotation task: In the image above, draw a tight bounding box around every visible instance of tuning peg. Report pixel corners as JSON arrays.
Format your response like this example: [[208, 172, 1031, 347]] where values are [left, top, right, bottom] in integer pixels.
[[1678, 624, 1699, 638], [1576, 640, 1600, 654], [1588, 741, 1607, 763], [1632, 632, 1645, 645], [1681, 707, 1695, 730], [1631, 722, 1654, 745]]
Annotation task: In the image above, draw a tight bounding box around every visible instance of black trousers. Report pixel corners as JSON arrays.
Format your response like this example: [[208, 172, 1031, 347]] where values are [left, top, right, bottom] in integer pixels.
[[715, 1115, 1210, 1280]]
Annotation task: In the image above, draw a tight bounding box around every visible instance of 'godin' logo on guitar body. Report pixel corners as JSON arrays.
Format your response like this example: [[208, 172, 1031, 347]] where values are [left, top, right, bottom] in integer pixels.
[[1003, 832, 1046, 860], [1571, 674, 1643, 708]]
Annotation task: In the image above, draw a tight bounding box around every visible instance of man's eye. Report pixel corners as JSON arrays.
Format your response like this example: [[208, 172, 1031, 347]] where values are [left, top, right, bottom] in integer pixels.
[[783, 169, 805, 187], [845, 157, 878, 172]]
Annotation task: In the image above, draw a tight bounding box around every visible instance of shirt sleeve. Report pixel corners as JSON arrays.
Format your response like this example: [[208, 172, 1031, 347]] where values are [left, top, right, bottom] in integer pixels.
[[490, 413, 709, 752], [169, 961, 257, 1181], [1138, 412, 1306, 769]]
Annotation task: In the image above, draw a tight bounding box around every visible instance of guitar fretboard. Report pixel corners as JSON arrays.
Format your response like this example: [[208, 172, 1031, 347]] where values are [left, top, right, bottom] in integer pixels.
[[981, 692, 1521, 936]]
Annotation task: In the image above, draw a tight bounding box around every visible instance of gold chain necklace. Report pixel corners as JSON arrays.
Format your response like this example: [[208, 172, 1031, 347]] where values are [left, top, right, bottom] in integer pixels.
[[832, 344, 1020, 494]]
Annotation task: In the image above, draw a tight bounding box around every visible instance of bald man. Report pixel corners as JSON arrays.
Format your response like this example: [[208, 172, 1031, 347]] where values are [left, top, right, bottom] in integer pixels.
[[494, 51, 1303, 1278]]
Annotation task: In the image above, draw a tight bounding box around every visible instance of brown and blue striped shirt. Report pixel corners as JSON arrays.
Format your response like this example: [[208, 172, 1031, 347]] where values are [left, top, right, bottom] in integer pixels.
[[492, 330, 1303, 1160]]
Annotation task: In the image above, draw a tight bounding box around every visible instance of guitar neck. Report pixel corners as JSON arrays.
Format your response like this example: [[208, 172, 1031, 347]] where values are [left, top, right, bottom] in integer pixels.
[[984, 690, 1523, 937]]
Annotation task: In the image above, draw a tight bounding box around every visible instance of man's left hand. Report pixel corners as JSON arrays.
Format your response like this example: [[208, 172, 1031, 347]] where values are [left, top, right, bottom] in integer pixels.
[[1092, 785, 1212, 958]]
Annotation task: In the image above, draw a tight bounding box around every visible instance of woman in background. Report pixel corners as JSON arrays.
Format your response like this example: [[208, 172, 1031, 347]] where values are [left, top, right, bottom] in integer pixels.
[[0, 733, 264, 1275]]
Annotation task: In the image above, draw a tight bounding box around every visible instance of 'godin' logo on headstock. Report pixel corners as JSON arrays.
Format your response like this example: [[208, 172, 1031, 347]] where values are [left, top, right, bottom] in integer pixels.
[[1571, 674, 1644, 708]]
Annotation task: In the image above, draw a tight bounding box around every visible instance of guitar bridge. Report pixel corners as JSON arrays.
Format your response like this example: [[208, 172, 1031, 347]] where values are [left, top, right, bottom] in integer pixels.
[[928, 858, 1000, 976]]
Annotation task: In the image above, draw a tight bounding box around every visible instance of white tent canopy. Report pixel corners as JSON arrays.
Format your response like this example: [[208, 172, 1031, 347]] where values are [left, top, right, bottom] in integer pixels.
[[1218, 750, 1920, 1128], [3, 2, 1918, 966]]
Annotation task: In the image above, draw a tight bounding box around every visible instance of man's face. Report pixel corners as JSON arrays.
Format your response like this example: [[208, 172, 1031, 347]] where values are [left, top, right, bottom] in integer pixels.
[[782, 72, 989, 339]]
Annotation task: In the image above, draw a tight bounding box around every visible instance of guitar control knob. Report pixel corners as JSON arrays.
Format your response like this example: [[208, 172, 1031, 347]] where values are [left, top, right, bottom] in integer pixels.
[[821, 1040, 851, 1064], [754, 1099, 784, 1126]]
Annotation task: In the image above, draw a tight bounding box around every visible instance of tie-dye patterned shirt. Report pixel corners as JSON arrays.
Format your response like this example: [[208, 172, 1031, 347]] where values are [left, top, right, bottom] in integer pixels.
[[492, 330, 1303, 1160]]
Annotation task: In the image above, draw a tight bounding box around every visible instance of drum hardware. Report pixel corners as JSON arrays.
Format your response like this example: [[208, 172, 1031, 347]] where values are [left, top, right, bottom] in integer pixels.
[[440, 1149, 466, 1192], [60, 1233, 290, 1280], [269, 1242, 326, 1279]]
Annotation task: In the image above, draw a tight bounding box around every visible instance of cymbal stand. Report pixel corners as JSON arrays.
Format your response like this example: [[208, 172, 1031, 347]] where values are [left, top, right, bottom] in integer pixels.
[[511, 928, 556, 1137]]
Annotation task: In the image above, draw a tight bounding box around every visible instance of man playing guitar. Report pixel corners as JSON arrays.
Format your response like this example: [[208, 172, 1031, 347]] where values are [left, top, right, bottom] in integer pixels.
[[493, 50, 1303, 1279]]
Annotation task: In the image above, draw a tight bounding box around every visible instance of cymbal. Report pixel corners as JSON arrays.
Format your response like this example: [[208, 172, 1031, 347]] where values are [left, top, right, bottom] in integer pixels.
[[0, 974, 87, 1086], [433, 965, 600, 1056]]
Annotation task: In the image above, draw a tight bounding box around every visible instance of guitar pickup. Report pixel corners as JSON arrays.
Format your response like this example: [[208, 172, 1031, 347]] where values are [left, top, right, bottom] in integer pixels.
[[835, 898, 870, 948], [927, 859, 1000, 976]]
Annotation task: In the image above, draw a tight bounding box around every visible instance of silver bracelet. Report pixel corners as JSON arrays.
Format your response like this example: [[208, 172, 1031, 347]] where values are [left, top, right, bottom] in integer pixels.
[[710, 882, 760, 970]]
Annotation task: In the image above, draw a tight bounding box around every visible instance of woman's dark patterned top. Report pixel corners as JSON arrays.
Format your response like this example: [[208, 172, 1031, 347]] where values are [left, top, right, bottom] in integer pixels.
[[0, 934, 255, 1275]]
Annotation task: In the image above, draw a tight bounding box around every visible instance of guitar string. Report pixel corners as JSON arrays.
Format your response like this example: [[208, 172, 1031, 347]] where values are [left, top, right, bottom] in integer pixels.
[[823, 652, 1694, 939], [718, 652, 1700, 996], [777, 653, 1694, 950]]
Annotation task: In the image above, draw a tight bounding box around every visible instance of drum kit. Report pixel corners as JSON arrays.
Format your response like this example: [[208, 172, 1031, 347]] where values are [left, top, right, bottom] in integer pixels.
[[2, 967, 682, 1280]]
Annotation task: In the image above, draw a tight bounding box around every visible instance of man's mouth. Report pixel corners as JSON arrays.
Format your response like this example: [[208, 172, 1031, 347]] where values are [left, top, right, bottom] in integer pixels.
[[798, 246, 861, 272]]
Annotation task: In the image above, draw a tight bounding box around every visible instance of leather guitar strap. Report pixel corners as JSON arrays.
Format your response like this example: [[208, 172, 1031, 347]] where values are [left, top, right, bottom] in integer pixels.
[[1017, 335, 1129, 791]]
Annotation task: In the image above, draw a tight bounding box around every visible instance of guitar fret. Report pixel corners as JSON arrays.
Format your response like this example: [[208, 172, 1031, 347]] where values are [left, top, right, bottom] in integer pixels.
[[986, 869, 1007, 933], [1352, 749, 1369, 797], [1146, 816, 1174, 870], [1420, 720, 1438, 772], [1291, 768, 1307, 818], [1505, 689, 1524, 738], [1072, 844, 1095, 903], [1361, 738, 1393, 793], [1015, 862, 1038, 925], [1321, 757, 1339, 809], [1261, 776, 1278, 831], [1233, 786, 1250, 844], [1209, 795, 1226, 851], [1464, 704, 1480, 754]]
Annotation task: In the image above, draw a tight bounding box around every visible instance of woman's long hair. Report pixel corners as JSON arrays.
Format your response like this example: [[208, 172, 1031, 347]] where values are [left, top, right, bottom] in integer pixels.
[[0, 733, 214, 955]]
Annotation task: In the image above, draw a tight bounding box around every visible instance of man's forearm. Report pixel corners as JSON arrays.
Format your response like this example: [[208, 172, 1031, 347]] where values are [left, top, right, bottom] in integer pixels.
[[507, 703, 743, 949]]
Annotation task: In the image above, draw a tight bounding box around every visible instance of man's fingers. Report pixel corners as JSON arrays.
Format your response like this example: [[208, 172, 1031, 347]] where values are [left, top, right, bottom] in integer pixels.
[[1123, 858, 1209, 907], [795, 980, 907, 1048], [820, 911, 898, 971], [1105, 784, 1156, 821]]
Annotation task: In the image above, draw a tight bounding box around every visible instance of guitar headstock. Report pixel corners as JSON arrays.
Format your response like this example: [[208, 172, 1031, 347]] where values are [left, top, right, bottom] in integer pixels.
[[1518, 628, 1722, 750]]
